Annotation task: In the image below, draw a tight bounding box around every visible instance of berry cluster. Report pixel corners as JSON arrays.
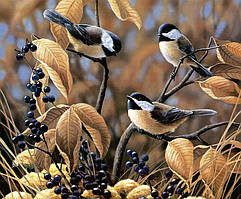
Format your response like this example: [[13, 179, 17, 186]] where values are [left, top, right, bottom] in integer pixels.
[[125, 150, 154, 180], [44, 172, 82, 199], [16, 41, 37, 61], [79, 140, 111, 198], [162, 169, 188, 199]]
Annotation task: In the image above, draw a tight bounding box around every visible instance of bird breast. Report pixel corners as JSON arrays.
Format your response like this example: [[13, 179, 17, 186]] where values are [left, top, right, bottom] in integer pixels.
[[128, 109, 179, 134], [67, 32, 106, 58], [159, 41, 184, 67]]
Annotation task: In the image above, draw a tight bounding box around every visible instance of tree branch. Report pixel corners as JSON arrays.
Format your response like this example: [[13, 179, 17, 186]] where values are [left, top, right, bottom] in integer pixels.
[[95, 0, 100, 27]]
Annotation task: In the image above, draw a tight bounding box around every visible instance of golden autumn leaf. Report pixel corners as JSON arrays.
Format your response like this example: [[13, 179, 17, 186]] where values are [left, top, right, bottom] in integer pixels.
[[56, 107, 82, 170], [35, 129, 56, 171], [213, 38, 241, 66], [108, 0, 142, 29], [126, 185, 151, 199], [71, 103, 111, 157], [22, 104, 70, 135], [32, 39, 73, 101], [199, 148, 228, 194], [51, 0, 83, 49], [209, 63, 241, 81], [4, 191, 32, 199], [165, 138, 194, 180], [199, 76, 241, 104], [31, 64, 49, 115]]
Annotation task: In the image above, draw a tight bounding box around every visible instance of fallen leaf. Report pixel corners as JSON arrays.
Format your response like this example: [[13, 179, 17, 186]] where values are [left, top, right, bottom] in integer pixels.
[[165, 138, 194, 180], [56, 107, 82, 170], [51, 0, 84, 49], [213, 38, 241, 66], [71, 103, 111, 157], [22, 104, 70, 135], [199, 147, 228, 194], [199, 76, 241, 104], [108, 0, 142, 29], [35, 129, 56, 171], [32, 39, 73, 101]]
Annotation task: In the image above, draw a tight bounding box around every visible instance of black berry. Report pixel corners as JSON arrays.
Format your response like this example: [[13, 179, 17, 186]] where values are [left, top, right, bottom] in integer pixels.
[[16, 53, 24, 61], [30, 44, 37, 52]]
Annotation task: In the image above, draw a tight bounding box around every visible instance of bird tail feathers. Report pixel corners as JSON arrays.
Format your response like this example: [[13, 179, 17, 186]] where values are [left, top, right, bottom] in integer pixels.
[[192, 109, 217, 116], [190, 64, 213, 77], [43, 9, 73, 27]]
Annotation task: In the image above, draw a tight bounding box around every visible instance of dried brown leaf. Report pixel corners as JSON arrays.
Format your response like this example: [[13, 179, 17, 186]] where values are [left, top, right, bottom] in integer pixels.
[[165, 138, 194, 180], [199, 147, 228, 193], [56, 107, 82, 170], [22, 104, 70, 135], [35, 129, 56, 171], [209, 63, 241, 81], [108, 0, 142, 29], [32, 39, 73, 101], [213, 38, 241, 66], [31, 64, 49, 115], [51, 0, 83, 49], [71, 103, 111, 157], [199, 76, 241, 104]]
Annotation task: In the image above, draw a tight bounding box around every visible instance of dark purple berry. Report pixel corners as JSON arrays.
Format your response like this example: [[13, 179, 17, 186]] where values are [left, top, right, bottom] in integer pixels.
[[143, 165, 149, 173], [42, 96, 49, 103], [17, 134, 24, 141], [84, 174, 92, 181], [148, 174, 155, 180], [44, 86, 51, 93], [70, 185, 78, 192], [36, 81, 42, 88], [166, 185, 174, 194], [36, 87, 42, 93], [164, 169, 173, 179], [36, 67, 42, 73], [12, 136, 19, 144], [138, 169, 147, 176], [34, 121, 41, 128], [31, 127, 37, 134], [70, 177, 78, 185], [44, 172, 52, 180], [22, 45, 29, 53], [127, 149, 132, 156], [29, 98, 36, 104], [61, 186, 68, 193], [54, 187, 61, 194], [46, 181, 53, 189], [54, 175, 62, 182], [140, 197, 146, 199], [28, 134, 34, 140], [16, 53, 24, 61], [48, 95, 55, 103], [125, 161, 133, 169], [170, 178, 179, 185], [26, 42, 32, 48], [103, 190, 111, 198], [90, 152, 96, 158], [70, 195, 78, 199], [151, 190, 159, 197], [61, 193, 69, 199], [138, 161, 145, 168], [134, 165, 140, 172], [26, 83, 32, 90], [141, 154, 149, 161], [176, 187, 183, 195], [38, 71, 45, 79], [32, 74, 39, 81], [17, 141, 26, 149], [95, 157, 102, 164], [101, 163, 107, 170], [31, 119, 37, 123], [92, 182, 98, 188], [30, 85, 37, 92], [40, 124, 48, 132], [101, 176, 108, 183], [132, 156, 139, 163], [92, 187, 101, 195], [28, 122, 35, 129], [30, 44, 37, 52], [98, 170, 106, 178], [78, 165, 85, 172], [34, 92, 41, 97], [33, 135, 41, 143], [84, 183, 92, 190], [24, 96, 31, 103], [131, 151, 138, 158], [100, 182, 107, 190], [29, 104, 36, 110], [162, 191, 169, 199]]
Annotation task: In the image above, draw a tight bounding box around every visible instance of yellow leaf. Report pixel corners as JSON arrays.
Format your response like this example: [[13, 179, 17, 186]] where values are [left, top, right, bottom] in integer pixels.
[[35, 129, 56, 171], [56, 107, 82, 170], [108, 0, 142, 29], [114, 179, 139, 194], [20, 172, 47, 190], [22, 104, 70, 135], [199, 76, 241, 104], [213, 38, 241, 66], [13, 149, 35, 168], [34, 188, 61, 199], [126, 185, 151, 199], [51, 0, 83, 49], [209, 63, 241, 81], [165, 138, 194, 180], [4, 191, 32, 199], [199, 148, 228, 194], [82, 186, 121, 199], [32, 39, 73, 101], [71, 103, 111, 157], [31, 63, 49, 115]]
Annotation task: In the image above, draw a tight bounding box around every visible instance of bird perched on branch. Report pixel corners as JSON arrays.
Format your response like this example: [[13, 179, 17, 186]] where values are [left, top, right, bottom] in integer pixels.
[[158, 23, 212, 77], [43, 9, 122, 58], [127, 92, 217, 135]]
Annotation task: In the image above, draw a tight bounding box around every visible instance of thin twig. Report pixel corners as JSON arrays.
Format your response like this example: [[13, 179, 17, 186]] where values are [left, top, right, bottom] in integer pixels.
[[95, 58, 109, 114], [95, 0, 100, 27], [111, 123, 136, 183]]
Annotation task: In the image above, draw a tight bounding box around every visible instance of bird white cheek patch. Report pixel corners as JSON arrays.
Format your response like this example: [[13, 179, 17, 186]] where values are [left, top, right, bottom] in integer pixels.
[[162, 29, 182, 40], [134, 99, 154, 111], [101, 31, 114, 52]]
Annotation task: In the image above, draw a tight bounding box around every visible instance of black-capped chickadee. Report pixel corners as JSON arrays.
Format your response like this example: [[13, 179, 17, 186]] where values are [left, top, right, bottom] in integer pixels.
[[158, 23, 212, 77], [43, 9, 121, 58], [127, 92, 217, 134]]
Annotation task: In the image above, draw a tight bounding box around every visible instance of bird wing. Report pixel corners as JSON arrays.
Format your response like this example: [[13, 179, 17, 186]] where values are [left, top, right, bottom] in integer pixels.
[[151, 105, 193, 124], [177, 35, 197, 60], [66, 24, 102, 45]]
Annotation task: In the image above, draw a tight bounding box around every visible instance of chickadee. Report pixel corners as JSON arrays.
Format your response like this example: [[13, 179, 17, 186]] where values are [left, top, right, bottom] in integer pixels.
[[158, 23, 212, 77], [127, 92, 217, 134], [43, 9, 121, 58]]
